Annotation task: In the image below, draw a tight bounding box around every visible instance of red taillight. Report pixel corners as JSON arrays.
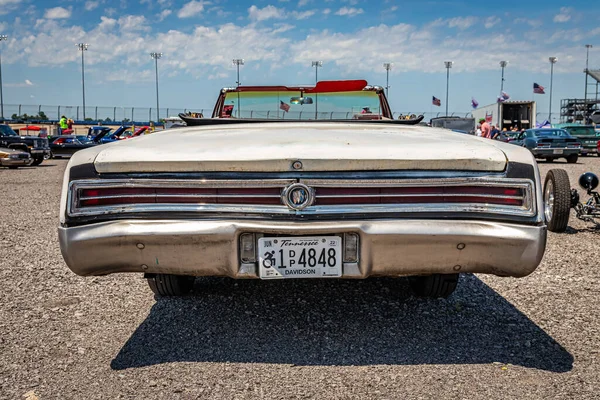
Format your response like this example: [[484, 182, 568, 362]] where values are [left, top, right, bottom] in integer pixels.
[[314, 186, 524, 207]]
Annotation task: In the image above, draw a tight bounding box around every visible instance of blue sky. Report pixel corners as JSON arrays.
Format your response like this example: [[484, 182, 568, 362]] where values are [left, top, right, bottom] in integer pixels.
[[1, 0, 600, 121]]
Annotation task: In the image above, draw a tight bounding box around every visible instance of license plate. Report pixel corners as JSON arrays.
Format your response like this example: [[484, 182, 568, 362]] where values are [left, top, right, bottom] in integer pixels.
[[258, 236, 342, 279], [553, 149, 563, 154]]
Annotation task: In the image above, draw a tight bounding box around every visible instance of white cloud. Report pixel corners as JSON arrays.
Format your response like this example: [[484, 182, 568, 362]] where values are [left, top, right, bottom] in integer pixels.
[[44, 6, 71, 19], [291, 10, 315, 20], [248, 5, 285, 21], [118, 15, 150, 32], [85, 1, 100, 11], [158, 9, 172, 21], [5, 79, 34, 87], [447, 16, 477, 30], [105, 7, 117, 16], [553, 7, 572, 23], [298, 0, 310, 6], [334, 7, 363, 17], [0, 0, 22, 16], [178, 0, 206, 18], [322, 8, 331, 15], [484, 16, 500, 29]]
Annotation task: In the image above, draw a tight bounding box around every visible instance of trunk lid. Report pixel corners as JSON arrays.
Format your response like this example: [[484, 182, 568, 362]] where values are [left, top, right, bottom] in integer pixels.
[[92, 123, 508, 173]]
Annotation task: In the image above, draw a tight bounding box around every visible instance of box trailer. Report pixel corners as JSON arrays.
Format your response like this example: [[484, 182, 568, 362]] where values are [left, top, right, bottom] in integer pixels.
[[472, 101, 536, 130]]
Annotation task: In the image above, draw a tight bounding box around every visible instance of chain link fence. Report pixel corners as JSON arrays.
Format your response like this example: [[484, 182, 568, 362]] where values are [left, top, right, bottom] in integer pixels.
[[2, 103, 562, 126]]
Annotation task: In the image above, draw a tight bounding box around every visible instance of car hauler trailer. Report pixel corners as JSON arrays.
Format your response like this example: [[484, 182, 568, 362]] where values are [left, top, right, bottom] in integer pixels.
[[472, 101, 536, 130]]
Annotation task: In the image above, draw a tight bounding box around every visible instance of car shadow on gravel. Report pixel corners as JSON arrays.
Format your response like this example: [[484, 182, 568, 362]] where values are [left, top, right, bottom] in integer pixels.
[[111, 274, 573, 372]]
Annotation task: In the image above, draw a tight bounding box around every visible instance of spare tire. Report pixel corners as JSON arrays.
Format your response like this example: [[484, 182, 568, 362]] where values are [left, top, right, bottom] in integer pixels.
[[544, 169, 571, 232]]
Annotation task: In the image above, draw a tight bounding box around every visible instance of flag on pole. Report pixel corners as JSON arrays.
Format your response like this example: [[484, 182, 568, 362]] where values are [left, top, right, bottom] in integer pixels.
[[471, 97, 479, 109], [497, 96, 506, 103], [501, 91, 510, 100], [432, 96, 441, 107], [279, 100, 290, 112], [533, 83, 545, 94]]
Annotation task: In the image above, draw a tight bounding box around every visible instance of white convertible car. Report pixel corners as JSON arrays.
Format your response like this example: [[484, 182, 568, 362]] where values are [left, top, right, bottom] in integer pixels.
[[59, 80, 548, 298]]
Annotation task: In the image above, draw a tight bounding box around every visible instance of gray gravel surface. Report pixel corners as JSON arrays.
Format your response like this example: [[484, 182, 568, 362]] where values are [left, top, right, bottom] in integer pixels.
[[1, 158, 599, 399]]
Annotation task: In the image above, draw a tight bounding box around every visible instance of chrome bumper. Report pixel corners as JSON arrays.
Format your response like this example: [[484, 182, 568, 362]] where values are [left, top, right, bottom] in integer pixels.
[[59, 219, 546, 279], [0, 158, 32, 166], [531, 148, 579, 157]]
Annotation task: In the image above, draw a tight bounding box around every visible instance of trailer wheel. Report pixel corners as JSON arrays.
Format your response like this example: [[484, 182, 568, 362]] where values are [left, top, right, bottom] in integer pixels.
[[544, 169, 571, 233]]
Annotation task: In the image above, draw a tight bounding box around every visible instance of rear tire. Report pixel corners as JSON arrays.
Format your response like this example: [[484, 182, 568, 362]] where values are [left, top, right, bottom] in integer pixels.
[[566, 154, 578, 164], [409, 273, 459, 298], [146, 274, 195, 296], [8, 166, 18, 169], [544, 169, 571, 233], [545, 157, 554, 163], [30, 156, 43, 166]]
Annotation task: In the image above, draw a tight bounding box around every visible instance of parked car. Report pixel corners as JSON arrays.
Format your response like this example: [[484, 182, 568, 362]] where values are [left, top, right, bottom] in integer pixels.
[[509, 128, 581, 163], [555, 124, 598, 156], [59, 79, 547, 299], [0, 124, 50, 166], [50, 135, 99, 158], [0, 147, 32, 168]]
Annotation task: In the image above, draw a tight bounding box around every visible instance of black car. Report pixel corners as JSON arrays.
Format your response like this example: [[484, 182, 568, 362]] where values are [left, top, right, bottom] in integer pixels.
[[0, 124, 50, 166]]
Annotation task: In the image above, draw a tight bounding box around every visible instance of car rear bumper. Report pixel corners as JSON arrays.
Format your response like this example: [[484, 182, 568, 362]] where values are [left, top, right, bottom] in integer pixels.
[[59, 219, 546, 279], [531, 148, 579, 157]]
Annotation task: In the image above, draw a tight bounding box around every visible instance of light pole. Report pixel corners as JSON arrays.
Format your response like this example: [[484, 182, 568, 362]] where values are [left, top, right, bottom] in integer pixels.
[[311, 60, 322, 119], [233, 58, 244, 118], [549, 57, 557, 122], [0, 34, 7, 121], [584, 45, 592, 117], [150, 52, 162, 123], [76, 43, 88, 120], [444, 61, 453, 117], [383, 62, 392, 98], [500, 60, 508, 93]]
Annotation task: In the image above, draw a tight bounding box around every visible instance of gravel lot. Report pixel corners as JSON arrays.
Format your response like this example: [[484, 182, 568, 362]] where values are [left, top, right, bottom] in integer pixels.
[[1, 157, 599, 399]]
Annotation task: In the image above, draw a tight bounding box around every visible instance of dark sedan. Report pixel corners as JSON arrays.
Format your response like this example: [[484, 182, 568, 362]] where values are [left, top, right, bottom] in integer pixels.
[[510, 128, 581, 163], [50, 135, 98, 158]]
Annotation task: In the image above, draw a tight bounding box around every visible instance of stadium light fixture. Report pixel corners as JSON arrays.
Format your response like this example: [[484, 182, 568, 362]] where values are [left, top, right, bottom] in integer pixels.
[[76, 43, 89, 120], [444, 61, 453, 117], [383, 63, 393, 98], [0, 34, 7, 121], [549, 57, 557, 122], [150, 52, 163, 123]]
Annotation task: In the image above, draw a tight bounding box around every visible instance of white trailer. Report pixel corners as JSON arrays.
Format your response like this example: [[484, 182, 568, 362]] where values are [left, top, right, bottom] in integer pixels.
[[472, 101, 536, 130]]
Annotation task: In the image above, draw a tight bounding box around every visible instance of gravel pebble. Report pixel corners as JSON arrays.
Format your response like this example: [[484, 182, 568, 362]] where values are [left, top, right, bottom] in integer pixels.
[[0, 158, 599, 399]]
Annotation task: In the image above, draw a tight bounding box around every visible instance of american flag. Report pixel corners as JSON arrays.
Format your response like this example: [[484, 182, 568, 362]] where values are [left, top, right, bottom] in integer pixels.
[[533, 83, 545, 94], [471, 97, 479, 109], [501, 91, 510, 100], [279, 100, 290, 112], [432, 96, 441, 107]]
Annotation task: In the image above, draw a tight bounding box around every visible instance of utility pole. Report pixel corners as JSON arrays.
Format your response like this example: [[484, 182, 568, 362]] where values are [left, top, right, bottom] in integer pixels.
[[150, 52, 162, 122], [0, 35, 7, 121], [499, 61, 508, 129], [584, 44, 592, 121], [76, 43, 89, 120], [444, 61, 453, 117], [233, 58, 244, 118], [383, 62, 392, 98], [311, 60, 322, 120], [549, 57, 557, 122]]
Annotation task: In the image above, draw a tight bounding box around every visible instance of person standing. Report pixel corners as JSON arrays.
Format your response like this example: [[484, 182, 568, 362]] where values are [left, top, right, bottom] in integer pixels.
[[59, 115, 68, 135], [479, 118, 491, 138]]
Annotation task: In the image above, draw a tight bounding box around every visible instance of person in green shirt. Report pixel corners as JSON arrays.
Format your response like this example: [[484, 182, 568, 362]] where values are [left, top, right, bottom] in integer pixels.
[[59, 115, 68, 134]]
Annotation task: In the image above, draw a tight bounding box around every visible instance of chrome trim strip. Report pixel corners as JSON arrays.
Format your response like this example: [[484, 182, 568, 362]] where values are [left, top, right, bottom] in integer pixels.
[[80, 194, 281, 201], [316, 194, 523, 200], [67, 177, 535, 218]]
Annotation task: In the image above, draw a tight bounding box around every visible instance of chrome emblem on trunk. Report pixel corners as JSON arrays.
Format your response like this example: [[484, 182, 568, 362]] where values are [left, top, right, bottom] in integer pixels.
[[282, 183, 314, 210]]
